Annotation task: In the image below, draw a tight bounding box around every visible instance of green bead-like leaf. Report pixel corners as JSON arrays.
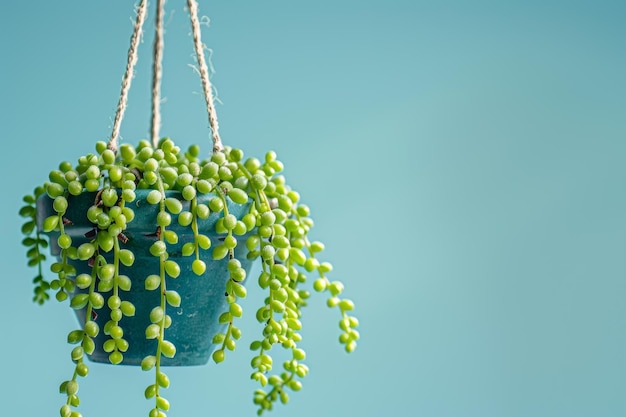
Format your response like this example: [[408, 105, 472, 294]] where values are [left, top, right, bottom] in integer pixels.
[[231, 282, 247, 298], [182, 242, 195, 256], [182, 185, 196, 201], [161, 340, 176, 358], [116, 338, 129, 352], [195, 203, 210, 219], [65, 380, 79, 396], [89, 292, 104, 309], [212, 349, 225, 363], [71, 346, 84, 362], [250, 174, 267, 190], [212, 244, 228, 260], [75, 274, 92, 289], [145, 275, 161, 291], [118, 249, 135, 266], [230, 303, 243, 318], [178, 211, 193, 226], [70, 294, 89, 310], [339, 299, 355, 311], [164, 260, 180, 278], [157, 371, 170, 388], [150, 241, 166, 257], [116, 275, 132, 291], [21, 220, 36, 234], [77, 243, 96, 261], [67, 330, 84, 344], [209, 197, 224, 212], [150, 307, 164, 324], [107, 295, 122, 310], [147, 190, 162, 205], [46, 182, 64, 198], [289, 248, 307, 265], [53, 196, 68, 213], [200, 161, 219, 179], [192, 259, 206, 275], [328, 281, 344, 296], [164, 230, 178, 244], [165, 198, 183, 214], [103, 339, 116, 353], [197, 234, 211, 250], [98, 264, 115, 281], [261, 245, 275, 261], [286, 318, 302, 330], [165, 291, 181, 307], [82, 336, 95, 355], [313, 278, 327, 292], [19, 205, 35, 218], [228, 188, 249, 204], [60, 404, 71, 417], [42, 215, 60, 232], [101, 188, 118, 207], [144, 384, 157, 399], [218, 312, 232, 324], [157, 211, 171, 227], [156, 396, 170, 411], [141, 356, 157, 371], [145, 324, 160, 339], [84, 321, 99, 338], [120, 144, 136, 162], [196, 179, 212, 194], [120, 301, 136, 316]]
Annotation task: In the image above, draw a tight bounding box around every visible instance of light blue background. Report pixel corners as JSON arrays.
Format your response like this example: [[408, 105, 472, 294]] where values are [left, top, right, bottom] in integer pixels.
[[2, 1, 626, 416]]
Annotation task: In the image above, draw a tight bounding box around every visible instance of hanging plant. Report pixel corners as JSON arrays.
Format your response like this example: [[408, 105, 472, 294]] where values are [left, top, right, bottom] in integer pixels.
[[18, 1, 358, 417]]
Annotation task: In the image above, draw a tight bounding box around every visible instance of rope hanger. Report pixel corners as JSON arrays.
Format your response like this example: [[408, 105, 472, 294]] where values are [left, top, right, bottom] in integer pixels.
[[107, 0, 223, 154]]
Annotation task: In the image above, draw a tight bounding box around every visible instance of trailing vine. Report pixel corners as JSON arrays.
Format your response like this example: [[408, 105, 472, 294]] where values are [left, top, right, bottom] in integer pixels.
[[20, 186, 49, 304], [142, 174, 178, 417], [21, 138, 358, 416]]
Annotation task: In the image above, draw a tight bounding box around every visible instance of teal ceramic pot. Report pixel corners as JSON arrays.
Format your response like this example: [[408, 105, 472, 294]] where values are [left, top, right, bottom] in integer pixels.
[[37, 190, 253, 366]]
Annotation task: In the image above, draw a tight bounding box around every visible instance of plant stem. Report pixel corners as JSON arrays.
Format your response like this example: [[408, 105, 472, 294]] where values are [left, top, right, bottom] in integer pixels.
[[154, 177, 169, 408], [190, 197, 201, 262]]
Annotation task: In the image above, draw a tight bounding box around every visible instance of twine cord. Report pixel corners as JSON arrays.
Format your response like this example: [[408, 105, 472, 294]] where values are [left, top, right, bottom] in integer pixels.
[[108, 0, 148, 153], [108, 0, 224, 153], [187, 0, 223, 153], [151, 0, 166, 147]]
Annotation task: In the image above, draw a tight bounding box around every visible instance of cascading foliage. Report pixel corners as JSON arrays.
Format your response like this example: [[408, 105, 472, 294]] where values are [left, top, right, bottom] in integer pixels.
[[20, 137, 359, 417]]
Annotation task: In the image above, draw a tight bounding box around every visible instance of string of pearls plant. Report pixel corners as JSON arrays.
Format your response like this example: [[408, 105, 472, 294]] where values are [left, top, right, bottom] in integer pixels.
[[19, 0, 358, 415], [20, 138, 359, 417]]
